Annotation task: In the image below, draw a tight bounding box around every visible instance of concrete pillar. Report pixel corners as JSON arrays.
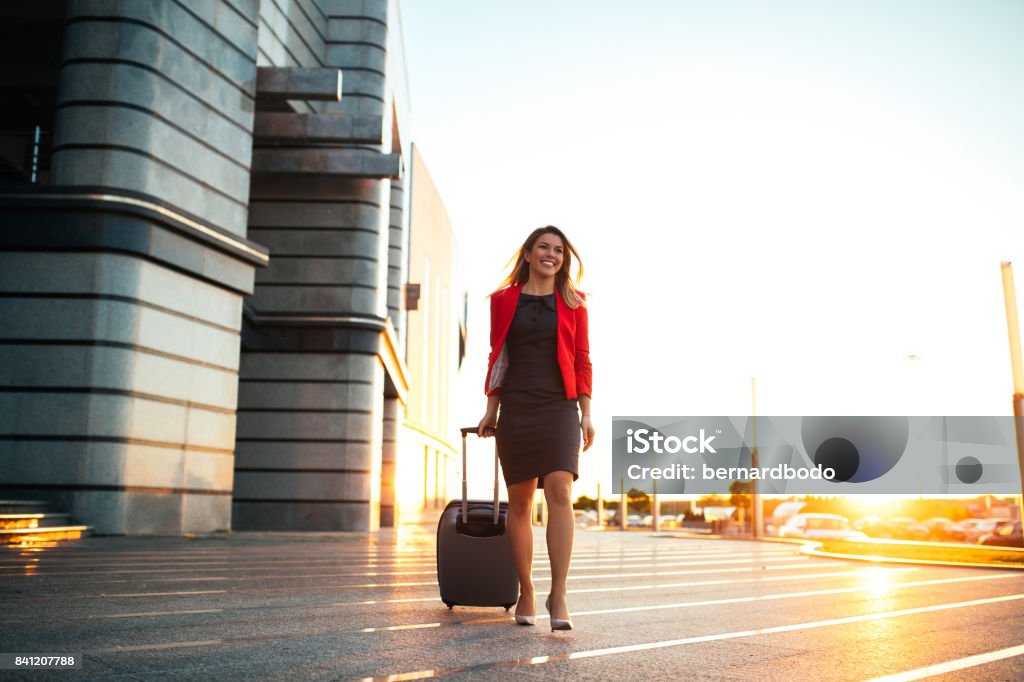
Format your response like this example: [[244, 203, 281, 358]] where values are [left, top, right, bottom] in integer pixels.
[[233, 352, 385, 531], [233, 176, 395, 531], [233, 0, 409, 531], [388, 174, 408, 341], [0, 0, 265, 534], [379, 397, 400, 527], [53, 0, 259, 236]]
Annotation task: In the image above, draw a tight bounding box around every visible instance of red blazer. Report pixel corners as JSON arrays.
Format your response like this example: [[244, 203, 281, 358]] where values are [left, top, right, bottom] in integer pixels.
[[484, 282, 592, 400]]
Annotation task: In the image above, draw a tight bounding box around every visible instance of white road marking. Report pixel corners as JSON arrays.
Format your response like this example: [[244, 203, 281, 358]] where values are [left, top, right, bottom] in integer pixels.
[[95, 639, 222, 653], [245, 559, 825, 592], [359, 571, 1021, 633], [864, 643, 1024, 681], [90, 590, 226, 598], [359, 623, 442, 633], [0, 548, 793, 574], [350, 568, 913, 606], [96, 609, 223, 619], [365, 592, 1024, 680]]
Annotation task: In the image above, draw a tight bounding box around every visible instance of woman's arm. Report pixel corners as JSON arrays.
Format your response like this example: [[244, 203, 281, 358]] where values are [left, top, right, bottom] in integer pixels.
[[575, 299, 594, 450], [480, 292, 503, 437], [578, 393, 595, 451], [574, 300, 592, 398]]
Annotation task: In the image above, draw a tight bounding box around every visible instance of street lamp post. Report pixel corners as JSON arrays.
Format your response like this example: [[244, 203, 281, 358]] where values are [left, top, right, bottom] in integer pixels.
[[751, 377, 763, 539], [1000, 261, 1024, 546], [620, 475, 627, 531]]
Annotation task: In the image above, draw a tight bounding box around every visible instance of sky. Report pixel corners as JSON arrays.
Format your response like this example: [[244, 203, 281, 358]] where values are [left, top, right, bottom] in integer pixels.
[[398, 0, 1024, 497]]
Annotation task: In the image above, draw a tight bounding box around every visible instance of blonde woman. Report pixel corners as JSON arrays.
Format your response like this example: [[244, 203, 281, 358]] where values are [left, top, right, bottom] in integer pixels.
[[478, 225, 595, 631]]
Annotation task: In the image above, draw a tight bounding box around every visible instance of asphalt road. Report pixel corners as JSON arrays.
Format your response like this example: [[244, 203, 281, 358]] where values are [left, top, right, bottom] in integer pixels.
[[1, 526, 1023, 681]]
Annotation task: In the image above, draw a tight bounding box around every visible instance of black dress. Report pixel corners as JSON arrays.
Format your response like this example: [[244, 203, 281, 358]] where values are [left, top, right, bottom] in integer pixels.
[[495, 292, 581, 489]]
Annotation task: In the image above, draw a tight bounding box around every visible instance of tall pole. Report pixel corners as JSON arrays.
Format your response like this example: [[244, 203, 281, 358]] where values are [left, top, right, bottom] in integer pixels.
[[652, 477, 659, 531], [620, 475, 627, 530], [596, 480, 603, 529], [751, 377, 763, 539], [1000, 262, 1024, 545]]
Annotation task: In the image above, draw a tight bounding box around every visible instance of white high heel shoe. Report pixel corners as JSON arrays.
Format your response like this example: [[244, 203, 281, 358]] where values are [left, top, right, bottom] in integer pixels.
[[514, 594, 536, 626], [545, 595, 573, 631]]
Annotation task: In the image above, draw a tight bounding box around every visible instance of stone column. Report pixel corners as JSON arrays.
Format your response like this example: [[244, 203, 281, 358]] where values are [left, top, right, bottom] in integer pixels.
[[379, 397, 400, 527], [388, 174, 408, 341], [232, 0, 409, 531], [0, 0, 266, 534]]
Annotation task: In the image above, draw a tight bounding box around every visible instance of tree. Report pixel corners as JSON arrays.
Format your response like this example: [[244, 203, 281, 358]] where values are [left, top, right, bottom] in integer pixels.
[[696, 494, 728, 509], [626, 488, 650, 514], [573, 495, 596, 511], [729, 481, 752, 528], [729, 481, 752, 512]]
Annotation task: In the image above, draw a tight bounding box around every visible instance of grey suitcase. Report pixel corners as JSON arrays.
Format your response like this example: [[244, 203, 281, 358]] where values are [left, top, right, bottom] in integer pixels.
[[436, 426, 519, 610]]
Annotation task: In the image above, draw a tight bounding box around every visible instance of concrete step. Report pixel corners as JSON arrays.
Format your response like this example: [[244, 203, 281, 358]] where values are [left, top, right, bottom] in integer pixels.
[[0, 525, 91, 545], [0, 513, 72, 530], [0, 500, 50, 514]]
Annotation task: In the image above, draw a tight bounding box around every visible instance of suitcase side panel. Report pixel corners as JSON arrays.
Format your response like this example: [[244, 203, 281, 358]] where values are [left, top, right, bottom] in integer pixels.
[[436, 504, 519, 607]]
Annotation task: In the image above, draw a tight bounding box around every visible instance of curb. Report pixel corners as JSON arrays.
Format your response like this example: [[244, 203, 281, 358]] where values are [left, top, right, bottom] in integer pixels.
[[654, 531, 1024, 570], [797, 540, 1024, 571]]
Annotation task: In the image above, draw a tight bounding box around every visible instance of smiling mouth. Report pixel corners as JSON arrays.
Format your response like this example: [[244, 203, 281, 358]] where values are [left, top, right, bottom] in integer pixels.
[[541, 261, 556, 267]]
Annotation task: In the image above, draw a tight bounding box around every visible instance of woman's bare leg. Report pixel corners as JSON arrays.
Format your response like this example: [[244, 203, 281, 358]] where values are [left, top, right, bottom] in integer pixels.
[[542, 470, 575, 621], [507, 477, 539, 617]]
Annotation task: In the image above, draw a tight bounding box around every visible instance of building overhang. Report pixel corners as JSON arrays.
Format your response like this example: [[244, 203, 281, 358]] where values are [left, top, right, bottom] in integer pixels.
[[241, 308, 409, 404]]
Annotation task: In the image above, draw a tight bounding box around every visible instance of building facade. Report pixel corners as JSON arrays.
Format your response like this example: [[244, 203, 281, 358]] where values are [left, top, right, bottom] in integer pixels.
[[0, 0, 463, 534], [399, 146, 466, 516]]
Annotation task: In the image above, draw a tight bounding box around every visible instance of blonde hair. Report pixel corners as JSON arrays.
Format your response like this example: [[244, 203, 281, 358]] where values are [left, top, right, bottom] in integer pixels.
[[491, 226, 586, 309]]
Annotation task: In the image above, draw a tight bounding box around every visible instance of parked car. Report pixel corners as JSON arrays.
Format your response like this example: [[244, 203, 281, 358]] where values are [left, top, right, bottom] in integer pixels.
[[980, 521, 1023, 547], [779, 513, 867, 540], [627, 514, 643, 528], [574, 510, 598, 528], [656, 515, 678, 529], [853, 516, 893, 539], [887, 517, 930, 541], [851, 516, 892, 536], [638, 514, 675, 529], [957, 518, 1013, 544], [921, 517, 966, 543]]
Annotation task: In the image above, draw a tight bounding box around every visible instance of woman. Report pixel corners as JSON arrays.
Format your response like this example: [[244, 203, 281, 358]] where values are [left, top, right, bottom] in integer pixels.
[[477, 225, 595, 632]]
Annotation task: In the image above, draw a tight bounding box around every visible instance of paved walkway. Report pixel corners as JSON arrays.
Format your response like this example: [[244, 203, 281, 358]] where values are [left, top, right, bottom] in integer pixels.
[[2, 523, 1023, 680]]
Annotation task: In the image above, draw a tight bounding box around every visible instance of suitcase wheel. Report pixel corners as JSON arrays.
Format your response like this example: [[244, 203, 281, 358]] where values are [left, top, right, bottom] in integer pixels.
[[444, 601, 454, 610], [503, 604, 513, 611]]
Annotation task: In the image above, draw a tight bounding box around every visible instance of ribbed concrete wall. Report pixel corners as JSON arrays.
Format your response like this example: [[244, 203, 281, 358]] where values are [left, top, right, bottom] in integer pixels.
[[236, 176, 390, 530], [388, 174, 407, 336], [0, 0, 264, 534], [234, 0, 406, 530], [0, 252, 247, 534], [53, 0, 260, 236], [248, 178, 389, 315], [324, 0, 388, 118], [233, 352, 383, 530], [256, 0, 325, 114], [379, 396, 399, 526]]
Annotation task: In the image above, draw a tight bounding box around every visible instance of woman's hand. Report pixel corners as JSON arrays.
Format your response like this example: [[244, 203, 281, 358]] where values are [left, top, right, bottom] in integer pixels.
[[478, 395, 500, 437], [581, 415, 595, 451], [478, 411, 498, 438]]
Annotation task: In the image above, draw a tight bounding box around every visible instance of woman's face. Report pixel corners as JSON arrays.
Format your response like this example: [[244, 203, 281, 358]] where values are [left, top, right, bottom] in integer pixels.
[[524, 232, 565, 279]]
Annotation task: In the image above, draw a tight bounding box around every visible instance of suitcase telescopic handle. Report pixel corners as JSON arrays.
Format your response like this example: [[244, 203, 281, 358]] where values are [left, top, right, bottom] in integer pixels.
[[459, 426, 501, 525]]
